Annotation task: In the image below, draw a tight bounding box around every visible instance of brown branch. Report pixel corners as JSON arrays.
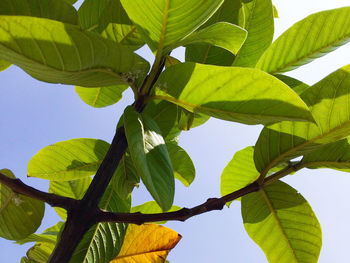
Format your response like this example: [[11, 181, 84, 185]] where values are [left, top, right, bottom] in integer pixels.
[[97, 182, 261, 224], [0, 172, 77, 210]]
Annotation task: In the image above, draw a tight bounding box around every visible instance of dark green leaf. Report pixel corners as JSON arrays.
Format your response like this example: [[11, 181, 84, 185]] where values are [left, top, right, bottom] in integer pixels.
[[275, 74, 310, 95]]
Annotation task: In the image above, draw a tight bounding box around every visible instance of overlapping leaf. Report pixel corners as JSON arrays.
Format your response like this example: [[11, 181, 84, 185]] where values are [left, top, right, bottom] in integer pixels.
[[17, 222, 64, 245], [242, 181, 322, 263], [0, 59, 10, 71], [256, 7, 350, 74], [120, 0, 224, 53], [155, 62, 313, 125], [110, 224, 181, 263], [220, 147, 259, 203], [0, 0, 78, 24], [233, 0, 274, 67], [254, 65, 350, 175], [49, 177, 92, 219], [75, 85, 128, 108], [28, 138, 109, 181], [0, 169, 45, 241], [123, 107, 174, 211], [0, 16, 149, 87], [275, 74, 310, 95]]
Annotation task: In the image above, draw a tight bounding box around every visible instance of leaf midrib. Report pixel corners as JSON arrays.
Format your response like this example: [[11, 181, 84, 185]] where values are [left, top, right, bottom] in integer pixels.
[[0, 192, 15, 215]]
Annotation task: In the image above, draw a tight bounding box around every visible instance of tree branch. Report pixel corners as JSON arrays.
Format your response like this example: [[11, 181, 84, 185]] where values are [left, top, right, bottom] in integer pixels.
[[0, 172, 77, 210], [97, 182, 261, 224]]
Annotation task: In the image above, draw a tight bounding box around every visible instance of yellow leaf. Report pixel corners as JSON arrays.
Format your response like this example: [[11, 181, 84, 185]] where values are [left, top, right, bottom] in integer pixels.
[[110, 224, 181, 263]]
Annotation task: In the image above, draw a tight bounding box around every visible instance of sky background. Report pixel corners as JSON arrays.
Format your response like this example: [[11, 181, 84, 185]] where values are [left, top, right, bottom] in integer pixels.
[[1, 0, 350, 262]]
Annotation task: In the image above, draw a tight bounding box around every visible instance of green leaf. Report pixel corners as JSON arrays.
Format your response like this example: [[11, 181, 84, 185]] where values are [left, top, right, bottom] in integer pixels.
[[71, 177, 130, 263], [166, 143, 195, 187], [233, 0, 274, 67], [185, 0, 242, 66], [155, 62, 313, 125], [131, 201, 181, 224], [256, 7, 350, 74], [301, 138, 350, 172], [0, 169, 45, 240], [63, 0, 78, 5], [220, 147, 259, 204], [49, 178, 92, 220], [242, 180, 322, 263], [0, 59, 10, 72], [0, 0, 78, 24], [254, 65, 350, 175], [177, 108, 209, 131], [123, 106, 175, 211], [275, 74, 310, 95], [0, 16, 149, 87], [17, 222, 64, 245], [25, 242, 56, 263], [113, 154, 140, 200], [176, 22, 247, 56], [28, 138, 109, 181], [120, 0, 224, 53], [75, 85, 128, 108], [273, 5, 279, 18]]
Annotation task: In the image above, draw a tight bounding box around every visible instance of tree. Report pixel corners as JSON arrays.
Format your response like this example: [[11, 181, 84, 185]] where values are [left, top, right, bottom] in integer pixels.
[[0, 0, 350, 262]]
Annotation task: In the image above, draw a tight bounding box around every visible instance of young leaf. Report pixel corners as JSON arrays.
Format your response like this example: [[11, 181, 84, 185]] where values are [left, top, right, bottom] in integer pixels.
[[256, 7, 350, 74], [75, 85, 128, 108], [110, 224, 181, 263], [49, 177, 92, 220], [233, 0, 274, 67], [123, 107, 175, 211], [28, 138, 109, 181], [220, 147, 259, 204], [0, 169, 45, 241], [0, 0, 78, 24], [175, 22, 247, 56], [120, 0, 224, 53], [155, 62, 313, 125], [0, 16, 149, 87], [166, 143, 195, 187], [254, 65, 350, 175], [185, 0, 242, 66], [70, 179, 131, 263], [242, 181, 322, 263]]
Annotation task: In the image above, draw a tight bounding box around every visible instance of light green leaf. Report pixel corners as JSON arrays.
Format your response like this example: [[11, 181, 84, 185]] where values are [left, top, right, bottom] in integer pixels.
[[131, 201, 181, 224], [28, 138, 109, 181], [256, 7, 350, 74], [17, 222, 64, 245], [120, 0, 224, 53], [49, 178, 92, 220], [233, 0, 274, 67], [185, 0, 242, 66], [0, 16, 149, 87], [113, 154, 140, 200], [242, 180, 322, 263], [0, 59, 10, 71], [0, 169, 45, 241], [273, 5, 279, 18], [0, 0, 78, 24], [25, 242, 56, 263], [275, 74, 310, 95], [176, 22, 247, 55], [155, 62, 313, 125], [301, 138, 350, 172], [75, 85, 128, 108], [166, 143, 195, 187], [123, 106, 174, 211], [254, 65, 350, 175], [220, 147, 259, 205], [70, 177, 130, 263]]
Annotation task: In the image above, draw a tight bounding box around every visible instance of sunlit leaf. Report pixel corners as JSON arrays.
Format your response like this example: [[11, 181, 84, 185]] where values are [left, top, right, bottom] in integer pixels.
[[111, 224, 181, 263], [242, 181, 322, 263], [0, 16, 149, 87], [28, 138, 109, 181], [120, 0, 224, 53], [17, 222, 64, 245], [0, 169, 45, 240], [124, 107, 174, 211], [256, 7, 350, 73], [233, 0, 274, 67], [0, 59, 10, 72], [275, 74, 310, 95], [25, 242, 56, 263], [220, 147, 259, 204], [49, 178, 92, 220], [254, 65, 350, 175], [155, 62, 313, 125], [75, 85, 128, 108]]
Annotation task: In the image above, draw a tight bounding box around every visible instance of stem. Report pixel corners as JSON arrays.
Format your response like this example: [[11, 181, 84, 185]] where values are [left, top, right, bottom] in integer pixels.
[[263, 161, 304, 186]]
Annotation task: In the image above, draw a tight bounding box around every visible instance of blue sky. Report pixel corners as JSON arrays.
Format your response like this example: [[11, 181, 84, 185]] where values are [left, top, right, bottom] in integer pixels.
[[1, 0, 350, 262]]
